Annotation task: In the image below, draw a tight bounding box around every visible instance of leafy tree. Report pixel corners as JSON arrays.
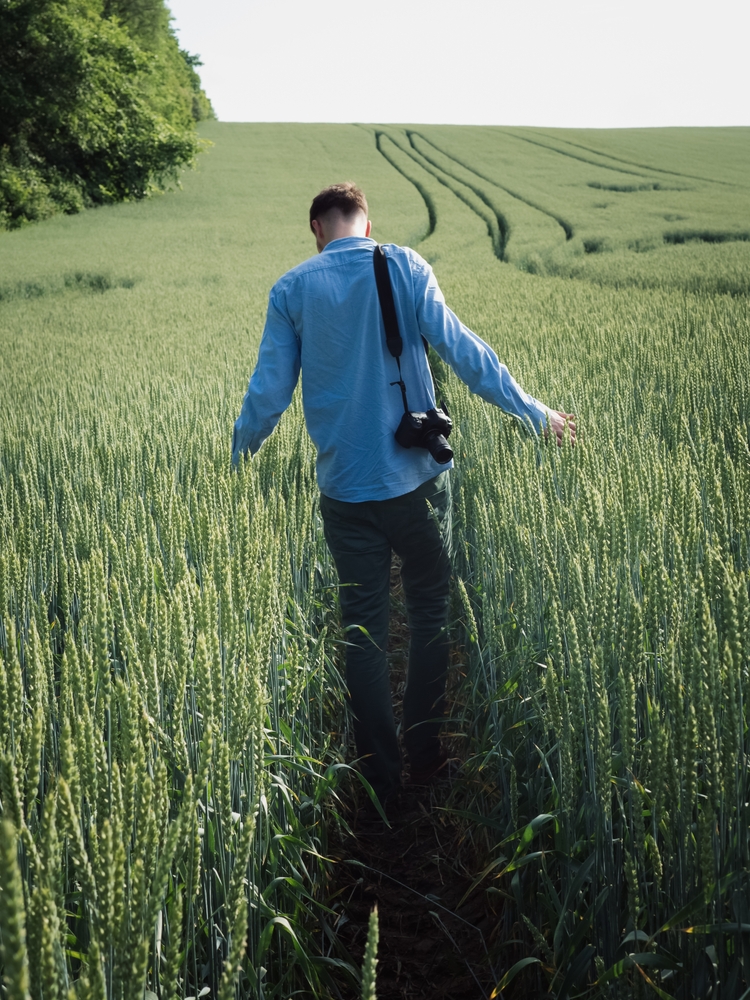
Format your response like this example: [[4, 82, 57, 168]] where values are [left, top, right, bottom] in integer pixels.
[[0, 0, 214, 229]]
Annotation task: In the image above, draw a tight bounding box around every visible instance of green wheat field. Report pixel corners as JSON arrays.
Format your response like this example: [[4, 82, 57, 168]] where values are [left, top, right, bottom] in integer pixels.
[[1, 122, 749, 1000]]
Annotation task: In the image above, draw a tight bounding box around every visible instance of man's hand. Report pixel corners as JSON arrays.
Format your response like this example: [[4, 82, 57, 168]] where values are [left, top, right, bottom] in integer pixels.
[[546, 410, 576, 446]]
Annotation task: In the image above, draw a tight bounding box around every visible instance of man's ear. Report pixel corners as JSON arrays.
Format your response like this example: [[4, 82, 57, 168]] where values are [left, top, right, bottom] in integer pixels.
[[311, 217, 327, 252], [365, 219, 372, 237]]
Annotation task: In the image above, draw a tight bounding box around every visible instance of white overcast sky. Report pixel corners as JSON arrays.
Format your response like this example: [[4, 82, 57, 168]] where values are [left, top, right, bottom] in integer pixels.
[[168, 0, 749, 128]]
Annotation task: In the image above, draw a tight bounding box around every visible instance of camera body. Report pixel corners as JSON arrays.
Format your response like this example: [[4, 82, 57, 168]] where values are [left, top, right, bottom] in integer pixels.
[[395, 406, 453, 465]]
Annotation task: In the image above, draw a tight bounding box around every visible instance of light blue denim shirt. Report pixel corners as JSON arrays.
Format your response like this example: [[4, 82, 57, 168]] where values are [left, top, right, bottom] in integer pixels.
[[232, 237, 549, 502]]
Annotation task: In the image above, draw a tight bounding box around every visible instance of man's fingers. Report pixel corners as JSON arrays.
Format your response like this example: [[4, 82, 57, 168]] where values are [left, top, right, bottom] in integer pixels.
[[544, 410, 577, 446], [551, 410, 576, 446]]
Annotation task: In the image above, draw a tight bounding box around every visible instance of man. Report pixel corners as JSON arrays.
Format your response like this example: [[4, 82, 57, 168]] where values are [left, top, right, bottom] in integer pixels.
[[233, 182, 574, 808]]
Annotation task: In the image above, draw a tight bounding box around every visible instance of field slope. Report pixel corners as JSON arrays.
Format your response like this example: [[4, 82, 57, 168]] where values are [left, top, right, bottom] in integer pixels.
[[0, 122, 749, 1000]]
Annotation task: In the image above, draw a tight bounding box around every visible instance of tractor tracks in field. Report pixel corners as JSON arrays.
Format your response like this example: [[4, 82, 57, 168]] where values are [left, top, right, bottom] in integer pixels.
[[365, 122, 742, 277], [372, 126, 572, 260], [407, 131, 573, 241], [375, 130, 438, 242], [376, 130, 506, 259], [524, 128, 743, 188], [497, 127, 670, 180]]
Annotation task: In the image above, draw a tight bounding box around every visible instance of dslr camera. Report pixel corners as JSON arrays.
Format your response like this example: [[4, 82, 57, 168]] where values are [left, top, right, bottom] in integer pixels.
[[395, 406, 453, 464]]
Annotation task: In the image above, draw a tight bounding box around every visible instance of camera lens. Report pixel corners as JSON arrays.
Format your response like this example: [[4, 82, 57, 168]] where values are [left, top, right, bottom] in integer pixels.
[[424, 431, 453, 465]]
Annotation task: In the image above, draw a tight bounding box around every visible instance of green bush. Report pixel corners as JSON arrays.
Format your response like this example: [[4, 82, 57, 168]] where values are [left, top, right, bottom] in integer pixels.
[[0, 0, 214, 229]]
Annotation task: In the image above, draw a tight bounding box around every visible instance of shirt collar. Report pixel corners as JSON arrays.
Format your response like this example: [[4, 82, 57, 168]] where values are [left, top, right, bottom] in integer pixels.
[[322, 236, 377, 252]]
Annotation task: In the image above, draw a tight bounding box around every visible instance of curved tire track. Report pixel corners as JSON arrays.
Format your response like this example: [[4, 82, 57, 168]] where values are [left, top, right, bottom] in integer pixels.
[[409, 131, 573, 242], [498, 128, 677, 183], [378, 130, 506, 259], [528, 129, 742, 188], [405, 131, 509, 258], [374, 131, 437, 241]]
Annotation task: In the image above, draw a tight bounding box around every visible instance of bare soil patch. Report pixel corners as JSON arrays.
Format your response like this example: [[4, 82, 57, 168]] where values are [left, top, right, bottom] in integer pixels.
[[326, 557, 500, 1000]]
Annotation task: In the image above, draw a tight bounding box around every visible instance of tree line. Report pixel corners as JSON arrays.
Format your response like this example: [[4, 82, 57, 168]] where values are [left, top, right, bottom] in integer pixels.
[[0, 0, 215, 230]]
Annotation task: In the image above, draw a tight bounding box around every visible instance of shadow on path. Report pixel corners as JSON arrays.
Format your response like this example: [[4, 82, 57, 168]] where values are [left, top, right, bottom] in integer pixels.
[[327, 557, 499, 999]]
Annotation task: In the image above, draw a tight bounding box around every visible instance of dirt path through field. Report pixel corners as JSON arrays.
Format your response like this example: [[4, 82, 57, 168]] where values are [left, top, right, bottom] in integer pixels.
[[327, 558, 499, 1000], [329, 789, 497, 999]]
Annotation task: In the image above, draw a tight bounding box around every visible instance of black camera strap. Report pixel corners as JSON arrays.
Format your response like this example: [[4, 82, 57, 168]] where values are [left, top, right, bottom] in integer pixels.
[[373, 244, 403, 359], [373, 244, 409, 413], [373, 245, 429, 415]]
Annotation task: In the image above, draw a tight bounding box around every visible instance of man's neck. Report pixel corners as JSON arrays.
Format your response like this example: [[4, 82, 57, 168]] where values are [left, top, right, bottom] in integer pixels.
[[313, 213, 372, 252]]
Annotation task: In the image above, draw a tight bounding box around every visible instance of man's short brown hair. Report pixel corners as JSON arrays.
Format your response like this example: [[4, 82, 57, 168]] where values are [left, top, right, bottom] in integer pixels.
[[309, 182, 368, 232]]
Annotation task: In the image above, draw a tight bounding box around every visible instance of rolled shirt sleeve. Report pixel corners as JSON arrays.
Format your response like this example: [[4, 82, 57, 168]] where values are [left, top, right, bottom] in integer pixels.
[[232, 287, 301, 465], [412, 258, 550, 434]]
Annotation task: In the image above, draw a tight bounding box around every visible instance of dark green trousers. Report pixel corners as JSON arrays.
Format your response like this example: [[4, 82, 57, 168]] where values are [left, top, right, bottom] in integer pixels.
[[320, 472, 452, 799]]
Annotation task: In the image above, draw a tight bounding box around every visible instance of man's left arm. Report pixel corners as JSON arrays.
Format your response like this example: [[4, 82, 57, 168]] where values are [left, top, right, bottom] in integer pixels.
[[232, 287, 301, 465], [412, 260, 575, 445]]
